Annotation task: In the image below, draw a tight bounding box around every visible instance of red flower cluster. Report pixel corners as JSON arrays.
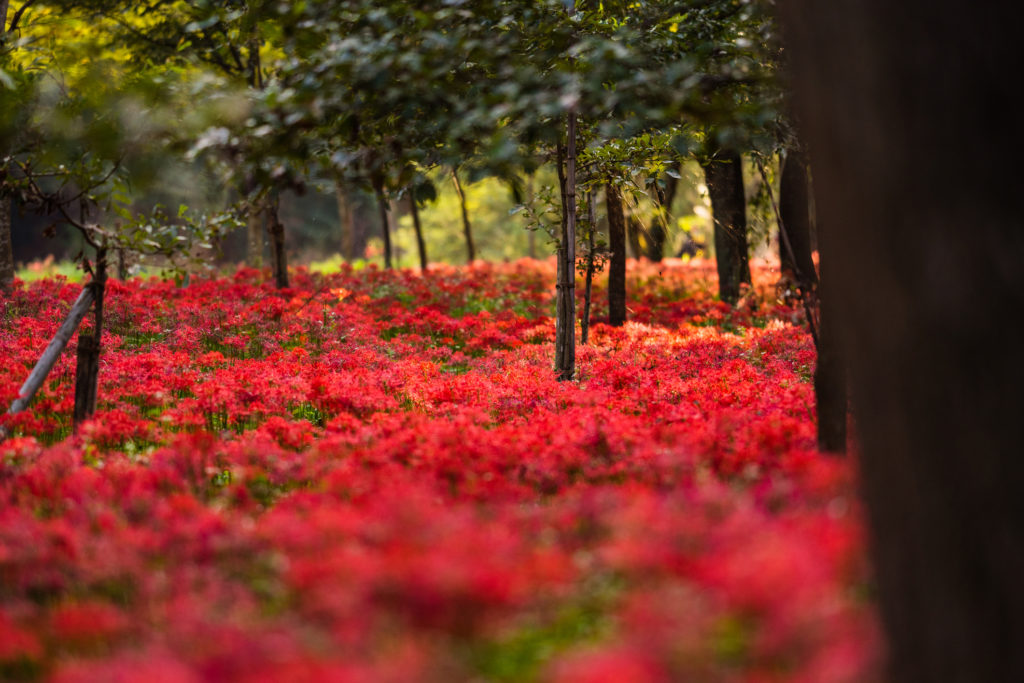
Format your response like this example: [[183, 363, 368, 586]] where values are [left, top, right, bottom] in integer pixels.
[[0, 259, 879, 681]]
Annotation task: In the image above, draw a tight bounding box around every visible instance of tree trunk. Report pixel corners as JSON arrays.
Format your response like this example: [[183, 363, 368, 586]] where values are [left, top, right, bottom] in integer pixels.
[[116, 248, 128, 280], [644, 165, 680, 262], [778, 147, 818, 290], [409, 194, 428, 272], [581, 190, 597, 344], [73, 250, 107, 427], [266, 198, 288, 288], [554, 115, 577, 382], [335, 180, 356, 261], [246, 205, 264, 268], [451, 168, 476, 264], [644, 221, 666, 262], [606, 183, 627, 327], [782, 3, 1024, 681], [702, 151, 751, 304], [526, 174, 537, 259], [814, 255, 846, 452], [373, 180, 392, 270], [0, 196, 13, 291], [626, 215, 643, 260]]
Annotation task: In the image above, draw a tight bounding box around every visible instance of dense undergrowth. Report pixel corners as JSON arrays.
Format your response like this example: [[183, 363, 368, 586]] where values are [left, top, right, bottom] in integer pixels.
[[0, 257, 879, 682]]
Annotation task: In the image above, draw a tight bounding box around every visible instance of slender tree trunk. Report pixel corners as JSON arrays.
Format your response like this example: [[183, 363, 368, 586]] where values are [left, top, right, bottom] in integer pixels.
[[758, 156, 840, 452], [644, 180, 672, 262], [526, 174, 537, 259], [581, 190, 596, 344], [373, 180, 392, 270], [246, 205, 264, 268], [644, 221, 666, 261], [0, 196, 13, 291], [73, 249, 107, 427], [626, 216, 643, 261], [644, 164, 680, 262], [116, 248, 128, 280], [702, 150, 751, 304], [451, 168, 476, 264], [554, 115, 577, 381], [266, 198, 288, 288], [779, 147, 817, 290], [335, 180, 356, 261], [606, 183, 627, 327], [783, 3, 1024, 682], [409, 194, 428, 272]]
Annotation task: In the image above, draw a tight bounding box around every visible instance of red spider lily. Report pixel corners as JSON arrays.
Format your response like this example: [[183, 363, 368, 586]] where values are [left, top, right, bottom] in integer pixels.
[[0, 258, 878, 681]]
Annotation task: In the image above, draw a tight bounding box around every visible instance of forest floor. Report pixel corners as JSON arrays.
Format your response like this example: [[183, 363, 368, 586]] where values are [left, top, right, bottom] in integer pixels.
[[0, 258, 880, 682]]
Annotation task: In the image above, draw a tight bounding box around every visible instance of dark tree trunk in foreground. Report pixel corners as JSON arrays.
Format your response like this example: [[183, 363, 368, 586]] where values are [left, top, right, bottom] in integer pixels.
[[451, 168, 476, 264], [0, 196, 13, 291], [606, 183, 627, 327], [373, 180, 392, 270], [702, 151, 751, 304], [778, 147, 818, 290], [783, 3, 1024, 682], [266, 199, 288, 288], [409, 195, 428, 272]]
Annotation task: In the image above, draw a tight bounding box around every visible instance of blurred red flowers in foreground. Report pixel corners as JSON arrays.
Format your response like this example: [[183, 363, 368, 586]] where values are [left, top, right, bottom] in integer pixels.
[[0, 258, 880, 681]]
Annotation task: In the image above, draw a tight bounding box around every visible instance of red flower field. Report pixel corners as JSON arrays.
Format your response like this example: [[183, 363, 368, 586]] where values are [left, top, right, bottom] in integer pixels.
[[0, 259, 880, 682]]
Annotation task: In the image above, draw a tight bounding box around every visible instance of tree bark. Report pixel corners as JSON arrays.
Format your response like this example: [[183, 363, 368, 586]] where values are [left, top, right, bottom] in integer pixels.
[[116, 248, 128, 280], [451, 168, 476, 264], [702, 151, 751, 304], [606, 183, 627, 327], [373, 180, 392, 270], [782, 2, 1024, 681], [814, 254, 846, 452], [581, 190, 597, 344], [266, 198, 288, 288], [73, 333, 100, 426], [409, 194, 428, 272], [526, 174, 537, 259], [778, 147, 818, 290], [554, 115, 577, 382]]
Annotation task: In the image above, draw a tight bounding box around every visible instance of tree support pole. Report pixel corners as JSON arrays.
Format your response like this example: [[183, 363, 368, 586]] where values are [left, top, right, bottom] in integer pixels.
[[1, 286, 95, 439]]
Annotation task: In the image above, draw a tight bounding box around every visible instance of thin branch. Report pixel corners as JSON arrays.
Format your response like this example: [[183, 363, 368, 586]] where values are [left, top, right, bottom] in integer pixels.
[[7, 0, 37, 34]]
